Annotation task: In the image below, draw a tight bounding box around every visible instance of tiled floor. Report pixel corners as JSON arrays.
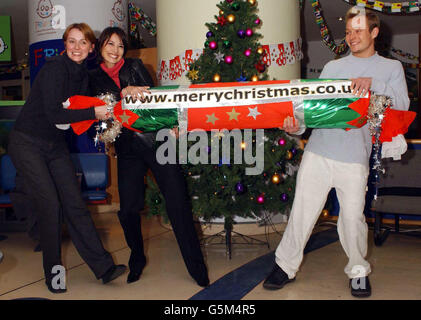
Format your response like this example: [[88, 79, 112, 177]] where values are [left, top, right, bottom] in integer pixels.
[[0, 211, 420, 300]]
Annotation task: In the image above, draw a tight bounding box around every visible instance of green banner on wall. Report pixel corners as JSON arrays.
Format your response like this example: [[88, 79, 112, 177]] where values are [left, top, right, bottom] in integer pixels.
[[0, 16, 11, 62]]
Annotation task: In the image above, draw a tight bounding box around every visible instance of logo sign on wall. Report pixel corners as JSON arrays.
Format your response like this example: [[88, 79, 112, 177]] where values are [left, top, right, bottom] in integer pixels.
[[28, 0, 128, 82], [0, 16, 12, 62], [29, 39, 65, 84]]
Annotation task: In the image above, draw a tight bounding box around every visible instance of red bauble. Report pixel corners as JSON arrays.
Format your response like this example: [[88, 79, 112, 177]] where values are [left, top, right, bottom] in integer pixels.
[[217, 16, 227, 26], [255, 63, 266, 73]]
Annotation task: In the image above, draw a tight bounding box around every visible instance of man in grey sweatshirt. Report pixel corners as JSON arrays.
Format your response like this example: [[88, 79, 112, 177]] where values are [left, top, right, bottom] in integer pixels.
[[263, 7, 410, 298]]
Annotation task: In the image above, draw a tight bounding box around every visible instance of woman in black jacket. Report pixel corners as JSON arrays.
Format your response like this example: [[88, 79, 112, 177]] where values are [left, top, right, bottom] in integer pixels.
[[89, 27, 209, 287], [8, 23, 126, 294]]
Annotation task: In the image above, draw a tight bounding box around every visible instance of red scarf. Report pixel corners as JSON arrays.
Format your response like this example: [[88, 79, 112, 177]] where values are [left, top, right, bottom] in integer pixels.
[[100, 59, 125, 89]]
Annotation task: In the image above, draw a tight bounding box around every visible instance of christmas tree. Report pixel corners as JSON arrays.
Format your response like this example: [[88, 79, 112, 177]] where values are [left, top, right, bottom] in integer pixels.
[[145, 0, 302, 231], [187, 0, 269, 83]]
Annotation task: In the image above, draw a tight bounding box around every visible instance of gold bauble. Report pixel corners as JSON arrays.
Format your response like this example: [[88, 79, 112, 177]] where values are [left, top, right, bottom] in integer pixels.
[[213, 73, 221, 82], [257, 47, 264, 55], [227, 14, 235, 23], [248, 0, 257, 5], [251, 75, 259, 82], [271, 174, 280, 184], [219, 10, 224, 15], [286, 150, 293, 160]]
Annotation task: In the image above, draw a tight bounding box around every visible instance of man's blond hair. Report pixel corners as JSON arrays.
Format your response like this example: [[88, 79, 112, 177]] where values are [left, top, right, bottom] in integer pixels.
[[345, 7, 380, 32]]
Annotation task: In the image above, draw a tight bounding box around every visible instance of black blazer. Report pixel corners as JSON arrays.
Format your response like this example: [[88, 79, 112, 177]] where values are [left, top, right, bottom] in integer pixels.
[[89, 58, 156, 153]]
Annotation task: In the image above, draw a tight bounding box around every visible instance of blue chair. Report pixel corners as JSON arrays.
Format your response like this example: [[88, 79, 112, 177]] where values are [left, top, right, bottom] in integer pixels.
[[0, 154, 16, 209], [0, 154, 15, 238], [70, 153, 109, 204]]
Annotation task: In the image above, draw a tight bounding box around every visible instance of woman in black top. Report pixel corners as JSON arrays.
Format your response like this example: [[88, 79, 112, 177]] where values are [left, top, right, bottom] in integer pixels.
[[8, 23, 126, 294], [89, 27, 209, 287]]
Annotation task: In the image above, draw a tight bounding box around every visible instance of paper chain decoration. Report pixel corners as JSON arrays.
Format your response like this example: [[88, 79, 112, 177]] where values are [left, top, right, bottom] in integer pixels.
[[310, 0, 349, 55], [128, 2, 157, 38], [342, 0, 421, 14]]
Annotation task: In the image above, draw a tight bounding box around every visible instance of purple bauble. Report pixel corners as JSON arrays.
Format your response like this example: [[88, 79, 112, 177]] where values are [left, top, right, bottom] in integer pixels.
[[246, 28, 253, 37], [291, 147, 297, 155], [226, 0, 234, 2], [237, 29, 246, 38], [209, 41, 218, 50], [224, 55, 233, 64], [281, 193, 289, 202], [254, 18, 261, 25], [244, 49, 252, 56], [278, 138, 286, 146], [206, 31, 214, 38], [235, 182, 245, 194]]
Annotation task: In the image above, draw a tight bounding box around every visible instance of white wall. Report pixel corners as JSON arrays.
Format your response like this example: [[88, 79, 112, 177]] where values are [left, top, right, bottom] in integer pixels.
[[304, 34, 419, 79]]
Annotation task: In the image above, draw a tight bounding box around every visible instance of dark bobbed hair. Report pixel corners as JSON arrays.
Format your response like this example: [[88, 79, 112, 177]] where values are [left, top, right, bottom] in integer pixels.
[[96, 27, 128, 63]]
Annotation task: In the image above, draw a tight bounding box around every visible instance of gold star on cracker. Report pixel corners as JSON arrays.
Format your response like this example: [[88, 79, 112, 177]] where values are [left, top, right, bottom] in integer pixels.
[[119, 111, 131, 125], [206, 113, 219, 125], [227, 108, 240, 121]]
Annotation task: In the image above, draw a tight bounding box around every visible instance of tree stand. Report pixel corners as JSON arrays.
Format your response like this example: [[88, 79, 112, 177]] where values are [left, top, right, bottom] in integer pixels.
[[200, 217, 270, 259]]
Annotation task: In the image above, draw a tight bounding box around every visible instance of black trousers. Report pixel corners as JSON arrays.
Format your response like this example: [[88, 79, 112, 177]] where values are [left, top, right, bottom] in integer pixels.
[[116, 131, 207, 279], [9, 172, 39, 241], [8, 130, 114, 280]]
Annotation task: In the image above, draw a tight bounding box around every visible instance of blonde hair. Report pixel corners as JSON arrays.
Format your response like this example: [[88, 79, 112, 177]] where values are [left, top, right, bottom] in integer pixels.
[[345, 7, 380, 32], [62, 23, 96, 44]]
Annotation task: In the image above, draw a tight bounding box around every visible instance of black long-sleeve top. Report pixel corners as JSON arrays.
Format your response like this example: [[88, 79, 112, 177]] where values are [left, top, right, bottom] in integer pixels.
[[14, 53, 96, 141]]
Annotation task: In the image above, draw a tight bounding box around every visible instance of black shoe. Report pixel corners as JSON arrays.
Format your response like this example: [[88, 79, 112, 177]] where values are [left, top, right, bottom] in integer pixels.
[[127, 259, 146, 284], [194, 274, 210, 287], [190, 262, 210, 287], [127, 271, 142, 284], [263, 264, 295, 290], [101, 264, 127, 284], [350, 276, 371, 298], [45, 280, 67, 294]]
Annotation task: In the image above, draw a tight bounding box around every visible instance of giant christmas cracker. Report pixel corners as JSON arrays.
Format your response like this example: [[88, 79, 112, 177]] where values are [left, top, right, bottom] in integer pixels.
[[66, 79, 416, 143]]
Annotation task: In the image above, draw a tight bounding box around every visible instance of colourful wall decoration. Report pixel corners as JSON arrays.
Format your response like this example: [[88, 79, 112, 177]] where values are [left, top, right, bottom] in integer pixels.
[[158, 38, 303, 85], [0, 16, 12, 62], [128, 2, 157, 38], [342, 0, 421, 14], [310, 0, 348, 55]]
